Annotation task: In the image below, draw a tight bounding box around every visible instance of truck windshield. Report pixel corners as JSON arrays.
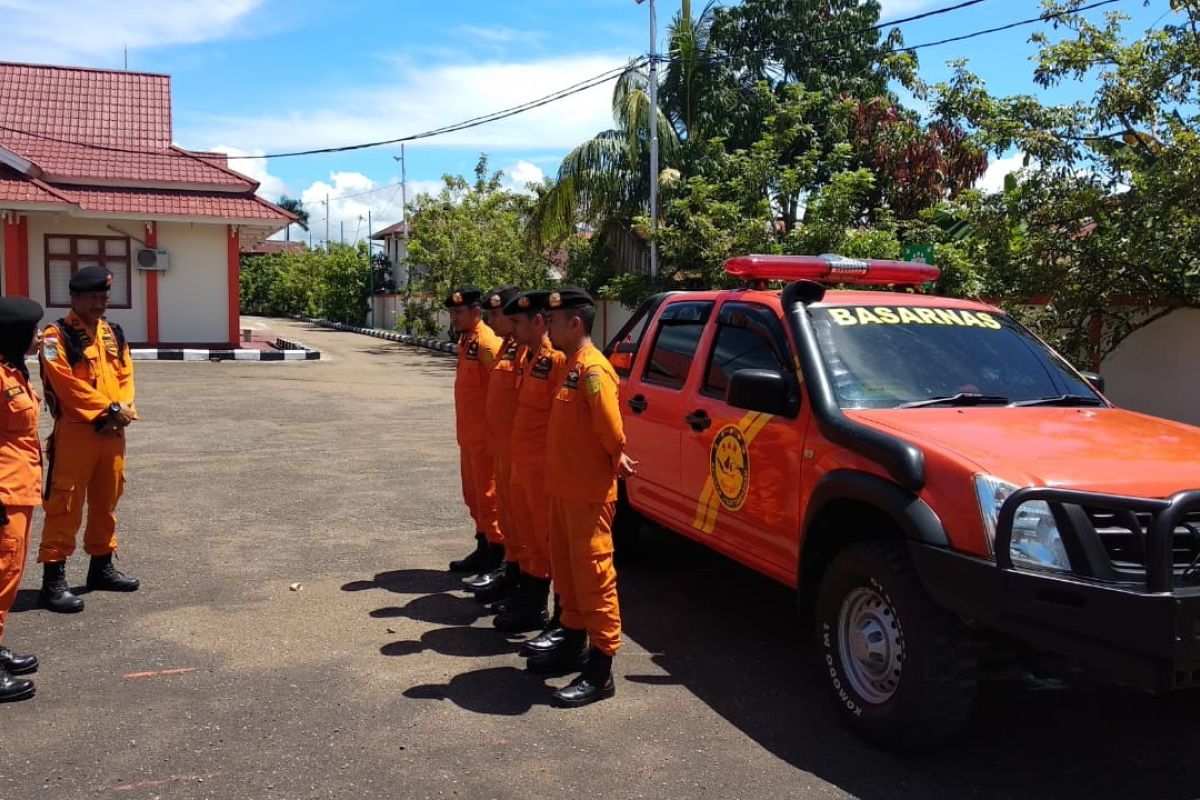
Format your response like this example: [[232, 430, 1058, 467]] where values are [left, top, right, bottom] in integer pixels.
[[809, 305, 1103, 410]]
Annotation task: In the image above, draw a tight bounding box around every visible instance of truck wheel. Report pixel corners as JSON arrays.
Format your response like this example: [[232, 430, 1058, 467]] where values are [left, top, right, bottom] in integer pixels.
[[814, 538, 977, 750]]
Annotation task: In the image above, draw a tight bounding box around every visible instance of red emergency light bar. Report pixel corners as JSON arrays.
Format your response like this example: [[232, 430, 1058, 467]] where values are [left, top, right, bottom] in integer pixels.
[[724, 254, 940, 286]]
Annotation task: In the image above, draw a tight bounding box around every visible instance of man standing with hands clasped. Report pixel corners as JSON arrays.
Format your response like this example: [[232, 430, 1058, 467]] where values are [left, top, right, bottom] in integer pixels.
[[527, 286, 636, 708], [37, 265, 139, 613]]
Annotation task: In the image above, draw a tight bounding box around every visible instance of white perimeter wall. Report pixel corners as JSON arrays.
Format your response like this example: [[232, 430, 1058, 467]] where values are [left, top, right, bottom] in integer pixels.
[[1102, 308, 1200, 427]]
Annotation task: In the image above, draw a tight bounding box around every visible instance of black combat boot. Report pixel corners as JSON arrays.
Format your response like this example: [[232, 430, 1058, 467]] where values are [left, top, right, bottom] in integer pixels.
[[86, 554, 140, 592], [0, 667, 33, 703], [494, 576, 550, 632], [525, 627, 588, 675], [520, 593, 564, 657], [39, 561, 84, 613], [459, 541, 505, 587], [472, 561, 519, 604], [449, 533, 489, 573], [0, 646, 37, 675], [552, 648, 616, 708]]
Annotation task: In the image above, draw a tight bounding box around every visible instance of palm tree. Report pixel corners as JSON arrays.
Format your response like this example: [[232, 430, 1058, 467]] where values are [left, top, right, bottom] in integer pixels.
[[529, 3, 731, 257], [276, 196, 310, 243]]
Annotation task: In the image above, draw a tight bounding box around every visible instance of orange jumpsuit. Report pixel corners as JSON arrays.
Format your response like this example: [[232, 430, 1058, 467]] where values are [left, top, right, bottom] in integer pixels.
[[455, 320, 503, 544], [485, 337, 522, 561], [0, 362, 41, 641], [545, 343, 625, 657], [509, 337, 566, 580], [37, 313, 136, 563]]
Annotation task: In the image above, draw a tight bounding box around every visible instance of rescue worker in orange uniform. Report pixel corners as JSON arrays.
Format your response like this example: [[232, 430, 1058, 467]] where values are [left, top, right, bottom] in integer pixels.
[[37, 266, 140, 614], [445, 286, 506, 575], [526, 286, 637, 708], [465, 286, 524, 604], [0, 298, 46, 702], [497, 290, 566, 637]]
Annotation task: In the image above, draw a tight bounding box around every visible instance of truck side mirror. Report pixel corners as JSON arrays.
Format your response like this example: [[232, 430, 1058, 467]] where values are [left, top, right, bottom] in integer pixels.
[[726, 369, 800, 418], [1080, 371, 1106, 394]]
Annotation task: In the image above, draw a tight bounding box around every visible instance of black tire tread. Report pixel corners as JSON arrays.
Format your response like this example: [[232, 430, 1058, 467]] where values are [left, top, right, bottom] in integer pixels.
[[817, 538, 978, 751]]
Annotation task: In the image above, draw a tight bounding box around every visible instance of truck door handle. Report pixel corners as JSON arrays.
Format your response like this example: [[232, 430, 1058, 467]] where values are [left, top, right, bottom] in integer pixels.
[[628, 395, 648, 414], [685, 409, 712, 432]]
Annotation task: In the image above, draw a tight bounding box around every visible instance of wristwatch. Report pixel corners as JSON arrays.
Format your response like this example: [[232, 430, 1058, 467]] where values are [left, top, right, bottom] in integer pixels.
[[107, 402, 122, 417]]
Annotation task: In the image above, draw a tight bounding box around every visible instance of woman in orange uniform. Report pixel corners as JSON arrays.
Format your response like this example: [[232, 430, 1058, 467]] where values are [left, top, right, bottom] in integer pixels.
[[0, 297, 46, 703]]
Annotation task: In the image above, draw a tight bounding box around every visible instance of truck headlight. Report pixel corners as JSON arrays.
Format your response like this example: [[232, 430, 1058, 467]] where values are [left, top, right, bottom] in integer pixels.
[[973, 475, 1071, 572]]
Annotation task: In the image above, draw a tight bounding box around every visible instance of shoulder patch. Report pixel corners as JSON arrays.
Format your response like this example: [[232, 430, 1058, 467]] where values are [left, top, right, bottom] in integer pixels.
[[585, 371, 603, 396]]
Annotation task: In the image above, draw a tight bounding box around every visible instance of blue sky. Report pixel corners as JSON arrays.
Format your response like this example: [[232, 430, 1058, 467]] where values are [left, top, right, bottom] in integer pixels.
[[0, 0, 1171, 243]]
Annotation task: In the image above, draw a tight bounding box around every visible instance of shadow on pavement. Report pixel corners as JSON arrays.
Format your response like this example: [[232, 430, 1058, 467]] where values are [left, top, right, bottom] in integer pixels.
[[403, 666, 551, 715], [381, 625, 516, 659], [369, 593, 487, 626], [342, 568, 465, 595], [617, 524, 1200, 800]]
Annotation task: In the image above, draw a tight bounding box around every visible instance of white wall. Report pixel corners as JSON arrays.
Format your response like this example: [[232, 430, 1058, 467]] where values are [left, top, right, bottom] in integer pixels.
[[26, 214, 148, 341], [155, 221, 230, 344], [1102, 308, 1200, 427]]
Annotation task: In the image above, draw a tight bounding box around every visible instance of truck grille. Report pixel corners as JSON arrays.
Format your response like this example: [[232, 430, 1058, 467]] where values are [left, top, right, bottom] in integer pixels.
[[1085, 508, 1200, 580]]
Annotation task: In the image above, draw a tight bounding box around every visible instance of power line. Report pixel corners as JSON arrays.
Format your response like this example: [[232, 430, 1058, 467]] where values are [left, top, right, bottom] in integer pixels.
[[0, 0, 1126, 164], [667, 0, 1124, 67]]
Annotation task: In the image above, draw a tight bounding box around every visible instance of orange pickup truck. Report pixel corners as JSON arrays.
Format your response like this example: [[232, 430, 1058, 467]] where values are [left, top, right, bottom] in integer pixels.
[[605, 254, 1200, 749]]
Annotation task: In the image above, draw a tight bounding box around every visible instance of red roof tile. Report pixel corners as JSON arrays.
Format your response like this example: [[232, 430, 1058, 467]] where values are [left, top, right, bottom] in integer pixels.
[[371, 220, 410, 239], [0, 62, 254, 189], [54, 185, 293, 221], [0, 166, 69, 206], [0, 62, 171, 149], [2, 139, 252, 187]]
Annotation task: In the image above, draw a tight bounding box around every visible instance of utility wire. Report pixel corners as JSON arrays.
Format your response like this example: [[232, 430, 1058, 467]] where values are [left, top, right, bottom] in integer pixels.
[[0, 0, 1124, 162]]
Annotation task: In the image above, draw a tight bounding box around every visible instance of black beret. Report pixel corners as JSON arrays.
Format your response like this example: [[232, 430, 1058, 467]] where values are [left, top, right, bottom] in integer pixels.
[[545, 285, 595, 311], [0, 297, 43, 326], [69, 266, 114, 294], [484, 285, 522, 312], [503, 290, 548, 316], [443, 286, 482, 309]]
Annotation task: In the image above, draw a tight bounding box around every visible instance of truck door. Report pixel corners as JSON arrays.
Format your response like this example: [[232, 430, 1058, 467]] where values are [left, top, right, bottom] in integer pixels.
[[622, 299, 714, 529], [679, 301, 805, 580]]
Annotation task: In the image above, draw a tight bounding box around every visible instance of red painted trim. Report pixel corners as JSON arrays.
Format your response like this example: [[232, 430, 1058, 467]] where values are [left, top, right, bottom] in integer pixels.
[[144, 222, 159, 345], [227, 225, 240, 347], [3, 215, 28, 297]]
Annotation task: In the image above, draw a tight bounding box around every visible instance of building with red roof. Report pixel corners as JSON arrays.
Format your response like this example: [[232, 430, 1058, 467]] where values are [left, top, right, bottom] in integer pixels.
[[0, 61, 294, 346]]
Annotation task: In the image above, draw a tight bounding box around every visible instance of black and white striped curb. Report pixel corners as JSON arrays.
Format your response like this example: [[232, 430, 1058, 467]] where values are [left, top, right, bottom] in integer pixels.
[[306, 318, 457, 355], [130, 342, 321, 361]]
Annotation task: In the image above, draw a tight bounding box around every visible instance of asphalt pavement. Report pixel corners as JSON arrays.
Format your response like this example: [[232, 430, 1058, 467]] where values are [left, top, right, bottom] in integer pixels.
[[2, 317, 1198, 800]]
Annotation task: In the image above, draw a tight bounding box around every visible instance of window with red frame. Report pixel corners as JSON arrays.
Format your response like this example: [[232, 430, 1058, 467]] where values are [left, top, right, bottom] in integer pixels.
[[44, 235, 132, 309]]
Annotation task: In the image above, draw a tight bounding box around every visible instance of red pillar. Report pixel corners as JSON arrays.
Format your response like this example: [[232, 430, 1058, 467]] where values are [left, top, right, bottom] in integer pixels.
[[227, 225, 240, 347], [2, 214, 29, 297], [144, 221, 159, 345]]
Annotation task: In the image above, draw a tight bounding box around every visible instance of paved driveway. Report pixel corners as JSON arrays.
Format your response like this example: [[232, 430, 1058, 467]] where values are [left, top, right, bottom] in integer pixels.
[[2, 317, 1197, 800]]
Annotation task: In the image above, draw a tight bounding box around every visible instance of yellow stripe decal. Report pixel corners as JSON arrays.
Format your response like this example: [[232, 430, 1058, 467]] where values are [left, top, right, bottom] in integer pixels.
[[691, 411, 771, 534]]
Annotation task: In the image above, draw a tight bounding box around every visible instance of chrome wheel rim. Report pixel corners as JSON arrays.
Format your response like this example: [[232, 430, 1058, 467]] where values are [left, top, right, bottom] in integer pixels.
[[837, 586, 904, 704]]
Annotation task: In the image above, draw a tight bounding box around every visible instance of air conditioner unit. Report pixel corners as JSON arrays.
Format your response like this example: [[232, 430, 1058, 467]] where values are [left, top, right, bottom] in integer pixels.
[[136, 248, 170, 271]]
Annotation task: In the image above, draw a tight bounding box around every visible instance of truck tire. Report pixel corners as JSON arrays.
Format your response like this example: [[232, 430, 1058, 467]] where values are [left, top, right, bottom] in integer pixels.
[[814, 538, 977, 750]]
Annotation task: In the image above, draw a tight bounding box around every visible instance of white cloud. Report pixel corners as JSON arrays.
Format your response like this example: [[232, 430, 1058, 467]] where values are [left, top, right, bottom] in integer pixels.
[[879, 0, 937, 16], [210, 145, 289, 201], [187, 53, 626, 155], [503, 160, 546, 193], [454, 25, 546, 48], [0, 0, 263, 64], [294, 172, 408, 246], [976, 152, 1028, 193]]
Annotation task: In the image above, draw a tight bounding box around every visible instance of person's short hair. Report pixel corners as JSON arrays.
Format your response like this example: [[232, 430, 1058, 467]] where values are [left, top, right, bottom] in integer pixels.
[[570, 304, 596, 335]]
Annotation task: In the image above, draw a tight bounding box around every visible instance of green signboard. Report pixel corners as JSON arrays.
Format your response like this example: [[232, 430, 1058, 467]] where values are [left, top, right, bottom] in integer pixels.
[[901, 244, 935, 265]]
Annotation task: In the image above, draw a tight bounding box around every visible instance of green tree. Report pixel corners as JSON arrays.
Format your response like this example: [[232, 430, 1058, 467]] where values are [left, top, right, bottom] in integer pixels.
[[276, 196, 310, 243], [932, 0, 1200, 365], [407, 156, 551, 297]]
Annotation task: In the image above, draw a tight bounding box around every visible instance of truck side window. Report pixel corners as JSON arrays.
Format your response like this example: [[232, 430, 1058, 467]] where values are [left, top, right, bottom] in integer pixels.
[[642, 301, 713, 390], [702, 303, 790, 400], [605, 295, 663, 378]]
